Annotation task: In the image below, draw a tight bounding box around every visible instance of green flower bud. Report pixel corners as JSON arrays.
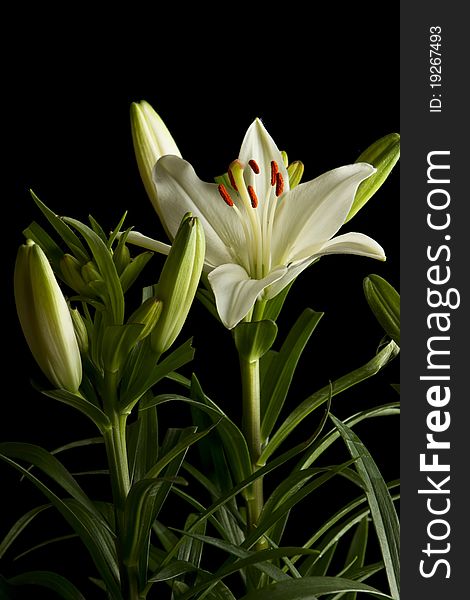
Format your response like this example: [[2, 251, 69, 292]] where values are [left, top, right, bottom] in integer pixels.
[[151, 214, 205, 355], [346, 133, 400, 222], [81, 261, 101, 284], [60, 253, 88, 294], [127, 297, 163, 341], [287, 160, 304, 189], [14, 240, 82, 392], [130, 100, 181, 209], [113, 241, 131, 275], [69, 307, 89, 354]]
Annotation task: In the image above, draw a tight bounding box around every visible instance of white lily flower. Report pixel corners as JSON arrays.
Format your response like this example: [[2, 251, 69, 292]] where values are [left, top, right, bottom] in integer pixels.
[[130, 119, 385, 329]]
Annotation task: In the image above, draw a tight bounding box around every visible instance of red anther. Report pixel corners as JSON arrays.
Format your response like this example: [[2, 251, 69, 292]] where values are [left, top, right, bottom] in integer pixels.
[[248, 159, 260, 174], [275, 172, 284, 197], [271, 161, 279, 186], [248, 185, 258, 208], [218, 183, 234, 207], [228, 169, 238, 191]]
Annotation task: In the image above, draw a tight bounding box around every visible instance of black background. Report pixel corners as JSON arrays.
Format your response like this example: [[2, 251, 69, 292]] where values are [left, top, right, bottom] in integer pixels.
[[2, 7, 399, 598]]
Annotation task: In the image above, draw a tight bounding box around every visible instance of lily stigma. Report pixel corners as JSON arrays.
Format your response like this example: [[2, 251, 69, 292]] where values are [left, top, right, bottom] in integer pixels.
[[130, 118, 385, 329]]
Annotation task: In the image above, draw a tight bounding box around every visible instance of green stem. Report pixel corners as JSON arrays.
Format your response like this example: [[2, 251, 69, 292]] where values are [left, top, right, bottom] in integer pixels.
[[240, 356, 265, 538], [103, 370, 140, 599]]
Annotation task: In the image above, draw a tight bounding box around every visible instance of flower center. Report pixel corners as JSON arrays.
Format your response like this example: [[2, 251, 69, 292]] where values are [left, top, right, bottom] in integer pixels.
[[217, 158, 284, 278]]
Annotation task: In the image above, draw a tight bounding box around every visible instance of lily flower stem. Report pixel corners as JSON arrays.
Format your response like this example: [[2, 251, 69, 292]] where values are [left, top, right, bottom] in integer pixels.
[[102, 370, 141, 599], [240, 356, 265, 546]]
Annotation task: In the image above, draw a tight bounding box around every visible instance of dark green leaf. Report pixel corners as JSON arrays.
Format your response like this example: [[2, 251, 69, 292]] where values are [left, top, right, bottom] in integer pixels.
[[63, 217, 125, 324], [262, 280, 295, 322], [340, 517, 369, 600], [40, 388, 110, 433], [101, 323, 145, 374], [0, 456, 121, 598], [261, 309, 323, 441], [127, 403, 158, 484], [233, 320, 278, 362], [330, 416, 400, 600], [120, 251, 154, 293], [120, 338, 194, 410], [22, 221, 64, 271], [239, 576, 393, 599], [8, 571, 86, 600], [30, 191, 89, 263], [260, 341, 399, 464], [0, 505, 50, 560], [149, 560, 197, 582]]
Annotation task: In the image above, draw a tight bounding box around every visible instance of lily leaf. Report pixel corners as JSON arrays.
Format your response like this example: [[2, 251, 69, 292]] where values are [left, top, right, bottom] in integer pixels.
[[261, 309, 323, 442], [233, 319, 278, 362], [239, 576, 394, 599], [7, 571, 86, 600], [330, 416, 400, 600], [260, 341, 399, 464]]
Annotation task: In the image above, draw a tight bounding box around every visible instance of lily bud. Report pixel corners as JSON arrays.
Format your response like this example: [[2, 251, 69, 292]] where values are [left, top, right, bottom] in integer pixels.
[[69, 308, 89, 354], [127, 297, 163, 342], [346, 133, 400, 222], [151, 214, 205, 355], [14, 240, 82, 392], [130, 100, 181, 209], [60, 253, 88, 294]]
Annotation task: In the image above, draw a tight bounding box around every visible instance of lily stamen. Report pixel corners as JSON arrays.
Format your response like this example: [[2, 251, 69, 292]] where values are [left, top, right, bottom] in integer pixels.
[[249, 159, 260, 174], [271, 160, 279, 186], [218, 183, 234, 207], [275, 172, 284, 197], [248, 185, 258, 208]]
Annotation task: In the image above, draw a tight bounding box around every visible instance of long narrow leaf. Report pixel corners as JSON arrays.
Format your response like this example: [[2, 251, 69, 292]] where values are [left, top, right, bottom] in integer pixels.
[[0, 455, 121, 598], [330, 416, 400, 599], [239, 576, 393, 600], [63, 217, 125, 324], [40, 388, 110, 433], [30, 191, 89, 262], [0, 505, 50, 559], [260, 341, 398, 464], [0, 443, 106, 522], [8, 570, 86, 600], [261, 309, 323, 441]]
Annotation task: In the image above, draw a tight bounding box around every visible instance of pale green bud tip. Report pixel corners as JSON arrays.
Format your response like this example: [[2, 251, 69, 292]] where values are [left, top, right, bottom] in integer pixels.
[[14, 240, 82, 392], [127, 297, 163, 341], [346, 133, 400, 222], [151, 214, 205, 355], [363, 274, 400, 345], [70, 308, 89, 354], [131, 100, 181, 210]]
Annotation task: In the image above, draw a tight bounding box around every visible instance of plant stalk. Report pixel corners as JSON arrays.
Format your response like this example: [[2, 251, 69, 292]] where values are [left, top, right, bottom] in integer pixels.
[[103, 369, 140, 599], [240, 356, 265, 541]]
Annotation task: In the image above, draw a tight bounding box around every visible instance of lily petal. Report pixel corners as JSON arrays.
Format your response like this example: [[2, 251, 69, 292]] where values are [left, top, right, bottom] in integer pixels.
[[154, 156, 248, 268], [126, 231, 172, 256], [239, 118, 289, 209], [208, 263, 287, 329], [311, 232, 386, 261], [272, 163, 375, 264], [265, 256, 319, 300]]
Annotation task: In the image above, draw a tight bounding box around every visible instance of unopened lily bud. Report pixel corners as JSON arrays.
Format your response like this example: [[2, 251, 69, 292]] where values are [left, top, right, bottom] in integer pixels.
[[113, 241, 131, 275], [151, 214, 205, 355], [131, 100, 181, 210], [81, 261, 101, 284], [127, 297, 163, 341], [14, 240, 82, 392], [60, 254, 88, 294], [70, 307, 89, 354], [287, 161, 304, 189], [346, 133, 400, 222]]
